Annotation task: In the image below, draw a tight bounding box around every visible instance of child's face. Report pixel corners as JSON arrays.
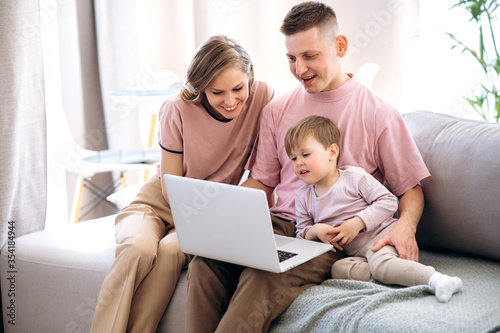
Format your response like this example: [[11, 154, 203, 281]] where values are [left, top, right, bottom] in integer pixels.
[[289, 135, 337, 186], [204, 67, 249, 120]]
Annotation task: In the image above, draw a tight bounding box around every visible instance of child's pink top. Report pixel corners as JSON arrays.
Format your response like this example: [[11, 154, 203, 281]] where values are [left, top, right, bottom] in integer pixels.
[[295, 166, 397, 255], [250, 75, 430, 221], [157, 81, 274, 185]]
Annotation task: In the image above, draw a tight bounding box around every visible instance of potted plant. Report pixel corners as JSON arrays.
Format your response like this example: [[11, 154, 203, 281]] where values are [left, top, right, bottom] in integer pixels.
[[447, 0, 499, 122]]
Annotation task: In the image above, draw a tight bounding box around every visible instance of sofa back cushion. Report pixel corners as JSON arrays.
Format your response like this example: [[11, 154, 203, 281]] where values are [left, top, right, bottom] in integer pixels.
[[403, 111, 500, 262]]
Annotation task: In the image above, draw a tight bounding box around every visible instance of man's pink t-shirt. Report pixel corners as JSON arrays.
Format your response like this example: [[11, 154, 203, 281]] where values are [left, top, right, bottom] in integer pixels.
[[157, 81, 274, 185], [250, 75, 430, 221]]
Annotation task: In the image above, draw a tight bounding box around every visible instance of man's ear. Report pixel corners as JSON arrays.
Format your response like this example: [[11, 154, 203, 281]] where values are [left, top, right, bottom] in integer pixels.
[[336, 35, 348, 57], [329, 143, 339, 161]]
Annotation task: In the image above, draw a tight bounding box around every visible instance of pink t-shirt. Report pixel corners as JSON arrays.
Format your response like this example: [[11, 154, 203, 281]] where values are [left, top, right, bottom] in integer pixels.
[[295, 166, 397, 255], [250, 75, 430, 220], [156, 81, 274, 185]]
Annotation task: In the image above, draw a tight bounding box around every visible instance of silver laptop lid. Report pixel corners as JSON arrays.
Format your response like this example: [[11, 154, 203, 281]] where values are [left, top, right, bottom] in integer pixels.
[[163, 174, 282, 272]]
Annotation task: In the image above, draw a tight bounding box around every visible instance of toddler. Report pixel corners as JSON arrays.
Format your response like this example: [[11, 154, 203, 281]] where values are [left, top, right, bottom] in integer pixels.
[[285, 115, 462, 303]]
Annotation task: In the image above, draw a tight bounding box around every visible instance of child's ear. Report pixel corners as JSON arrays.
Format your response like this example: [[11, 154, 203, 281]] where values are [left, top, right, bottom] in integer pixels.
[[329, 144, 339, 161]]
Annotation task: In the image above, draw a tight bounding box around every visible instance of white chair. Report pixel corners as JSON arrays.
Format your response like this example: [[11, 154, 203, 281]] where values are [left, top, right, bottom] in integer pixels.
[[47, 103, 161, 224], [51, 80, 184, 223]]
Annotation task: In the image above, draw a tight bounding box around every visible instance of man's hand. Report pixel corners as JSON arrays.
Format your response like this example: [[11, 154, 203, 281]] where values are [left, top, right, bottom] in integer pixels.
[[371, 184, 424, 262], [371, 218, 419, 261]]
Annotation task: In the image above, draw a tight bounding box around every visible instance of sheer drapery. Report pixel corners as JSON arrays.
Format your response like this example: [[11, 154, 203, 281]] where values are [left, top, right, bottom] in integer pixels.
[[43, 0, 116, 223], [0, 1, 46, 244]]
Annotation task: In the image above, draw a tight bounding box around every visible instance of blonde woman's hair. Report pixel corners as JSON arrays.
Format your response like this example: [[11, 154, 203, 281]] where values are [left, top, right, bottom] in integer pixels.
[[180, 35, 254, 105], [285, 115, 341, 161]]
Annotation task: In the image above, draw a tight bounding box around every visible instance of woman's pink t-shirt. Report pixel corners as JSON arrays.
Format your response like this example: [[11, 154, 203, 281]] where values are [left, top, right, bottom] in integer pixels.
[[157, 81, 274, 185]]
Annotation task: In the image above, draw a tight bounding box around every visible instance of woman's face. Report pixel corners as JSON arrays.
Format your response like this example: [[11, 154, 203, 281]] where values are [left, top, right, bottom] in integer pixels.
[[204, 67, 249, 120]]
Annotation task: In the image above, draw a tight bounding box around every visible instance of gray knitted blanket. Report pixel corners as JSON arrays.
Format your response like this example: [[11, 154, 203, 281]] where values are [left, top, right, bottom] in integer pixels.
[[269, 250, 500, 333]]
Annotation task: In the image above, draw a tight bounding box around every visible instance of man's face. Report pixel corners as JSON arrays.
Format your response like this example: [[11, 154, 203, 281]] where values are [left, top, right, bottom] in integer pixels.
[[285, 26, 345, 93]]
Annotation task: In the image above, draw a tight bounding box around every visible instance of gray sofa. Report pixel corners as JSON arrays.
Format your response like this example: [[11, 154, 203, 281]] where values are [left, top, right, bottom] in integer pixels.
[[1, 110, 500, 332]]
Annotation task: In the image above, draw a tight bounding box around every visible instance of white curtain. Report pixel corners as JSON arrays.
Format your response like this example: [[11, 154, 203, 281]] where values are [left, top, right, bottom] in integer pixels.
[[0, 0, 47, 247], [43, 0, 116, 223]]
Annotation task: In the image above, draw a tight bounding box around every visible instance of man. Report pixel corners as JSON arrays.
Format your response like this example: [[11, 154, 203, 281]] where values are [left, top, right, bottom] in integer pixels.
[[185, 2, 430, 332]]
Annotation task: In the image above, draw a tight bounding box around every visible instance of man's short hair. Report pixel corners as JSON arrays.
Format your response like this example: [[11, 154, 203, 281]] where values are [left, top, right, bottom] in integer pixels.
[[280, 1, 340, 36]]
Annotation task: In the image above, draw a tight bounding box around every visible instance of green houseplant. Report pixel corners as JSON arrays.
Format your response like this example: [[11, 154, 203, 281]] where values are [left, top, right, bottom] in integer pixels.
[[447, 0, 499, 122]]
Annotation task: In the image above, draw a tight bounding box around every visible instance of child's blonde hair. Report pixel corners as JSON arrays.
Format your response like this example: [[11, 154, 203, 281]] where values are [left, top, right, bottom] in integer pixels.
[[285, 115, 341, 160]]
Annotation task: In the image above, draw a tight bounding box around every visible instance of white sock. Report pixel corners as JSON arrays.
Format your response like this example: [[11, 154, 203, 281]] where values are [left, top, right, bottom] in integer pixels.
[[428, 272, 463, 303]]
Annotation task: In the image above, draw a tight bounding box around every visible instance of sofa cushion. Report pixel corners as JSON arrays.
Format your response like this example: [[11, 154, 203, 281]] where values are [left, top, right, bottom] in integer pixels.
[[402, 111, 500, 261], [0, 215, 187, 333]]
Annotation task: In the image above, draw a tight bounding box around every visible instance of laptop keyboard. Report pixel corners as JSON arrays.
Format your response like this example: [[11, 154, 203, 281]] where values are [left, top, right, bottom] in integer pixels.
[[277, 249, 299, 263]]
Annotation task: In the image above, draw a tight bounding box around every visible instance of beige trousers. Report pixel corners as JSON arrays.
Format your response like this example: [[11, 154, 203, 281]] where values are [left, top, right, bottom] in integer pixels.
[[185, 217, 345, 333], [90, 176, 192, 333], [332, 233, 436, 287]]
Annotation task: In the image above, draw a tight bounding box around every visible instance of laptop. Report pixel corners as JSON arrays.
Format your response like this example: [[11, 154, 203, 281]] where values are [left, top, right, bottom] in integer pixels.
[[163, 174, 333, 273]]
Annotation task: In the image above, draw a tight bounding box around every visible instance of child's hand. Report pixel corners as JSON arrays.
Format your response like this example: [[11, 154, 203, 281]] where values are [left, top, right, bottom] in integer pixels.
[[307, 224, 344, 252], [327, 217, 366, 248]]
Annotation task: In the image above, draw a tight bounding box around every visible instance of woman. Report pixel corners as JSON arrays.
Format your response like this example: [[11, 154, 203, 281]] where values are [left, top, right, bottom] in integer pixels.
[[90, 35, 274, 333]]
